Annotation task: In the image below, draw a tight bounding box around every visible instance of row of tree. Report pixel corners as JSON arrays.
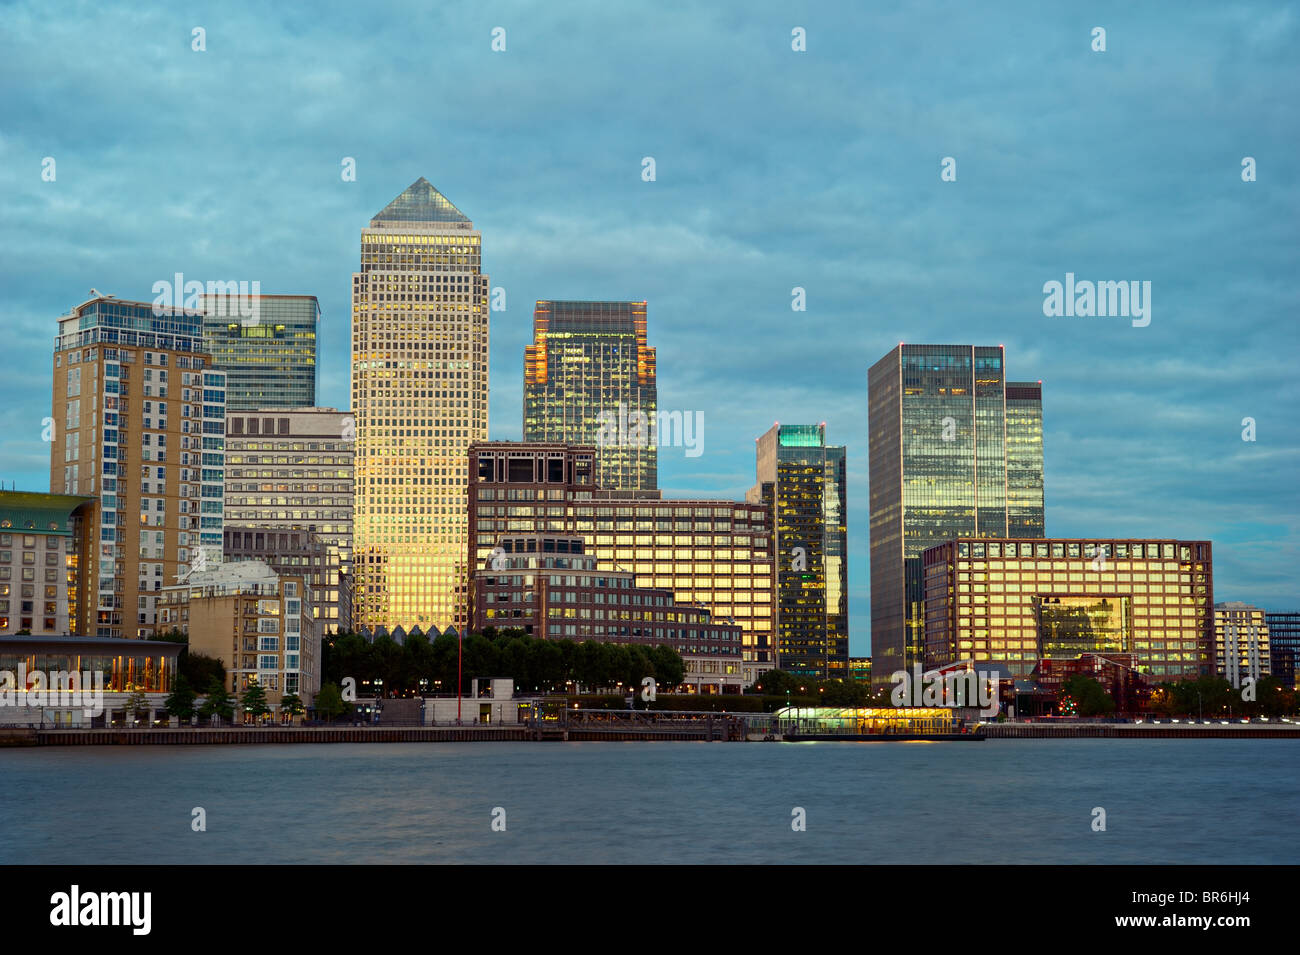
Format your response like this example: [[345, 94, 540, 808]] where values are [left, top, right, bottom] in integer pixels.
[[322, 627, 686, 696]]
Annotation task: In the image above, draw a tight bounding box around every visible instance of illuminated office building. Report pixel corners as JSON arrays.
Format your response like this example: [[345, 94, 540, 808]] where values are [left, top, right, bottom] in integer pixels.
[[223, 407, 354, 633], [923, 537, 1213, 681], [868, 344, 1044, 691], [747, 423, 847, 679], [468, 442, 776, 684], [1266, 611, 1300, 690], [50, 295, 226, 638], [524, 301, 657, 492], [352, 178, 489, 632], [201, 294, 319, 410]]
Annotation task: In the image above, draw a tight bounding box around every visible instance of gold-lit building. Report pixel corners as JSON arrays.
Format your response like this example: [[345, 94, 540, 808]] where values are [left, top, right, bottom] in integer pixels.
[[1213, 601, 1270, 687], [524, 301, 657, 492], [468, 442, 777, 685], [351, 179, 489, 632], [924, 538, 1213, 681]]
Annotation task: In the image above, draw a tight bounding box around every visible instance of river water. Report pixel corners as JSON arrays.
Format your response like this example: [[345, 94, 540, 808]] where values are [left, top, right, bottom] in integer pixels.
[[2, 739, 1296, 864]]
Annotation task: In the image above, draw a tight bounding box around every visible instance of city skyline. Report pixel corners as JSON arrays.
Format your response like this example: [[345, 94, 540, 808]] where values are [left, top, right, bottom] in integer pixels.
[[3, 2, 1297, 657]]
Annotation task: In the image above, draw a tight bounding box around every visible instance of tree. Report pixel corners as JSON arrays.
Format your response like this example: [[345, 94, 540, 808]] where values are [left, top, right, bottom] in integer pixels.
[[125, 688, 150, 726], [240, 682, 271, 722], [198, 678, 235, 724], [314, 682, 349, 721], [1061, 675, 1115, 717], [164, 675, 197, 723], [650, 645, 685, 688], [279, 692, 305, 720]]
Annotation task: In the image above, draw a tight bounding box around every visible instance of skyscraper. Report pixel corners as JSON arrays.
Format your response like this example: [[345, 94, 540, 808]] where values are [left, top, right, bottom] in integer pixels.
[[201, 293, 319, 410], [351, 179, 489, 632], [868, 344, 1044, 691], [524, 301, 657, 492], [50, 294, 226, 638], [747, 424, 847, 679]]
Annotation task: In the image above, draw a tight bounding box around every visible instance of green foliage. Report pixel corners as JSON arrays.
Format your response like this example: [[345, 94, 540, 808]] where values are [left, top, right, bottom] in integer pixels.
[[1060, 675, 1116, 716], [1146, 674, 1295, 719], [164, 675, 196, 722], [313, 682, 349, 721], [649, 694, 764, 713], [279, 693, 306, 717], [748, 669, 876, 707], [125, 688, 150, 722], [154, 630, 227, 690], [197, 678, 235, 723], [240, 682, 271, 720]]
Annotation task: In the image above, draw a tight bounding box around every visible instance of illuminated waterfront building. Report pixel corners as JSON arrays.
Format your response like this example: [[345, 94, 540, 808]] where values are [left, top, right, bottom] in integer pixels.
[[868, 344, 1044, 691], [923, 537, 1213, 681], [351, 179, 489, 632], [747, 424, 847, 679], [468, 442, 776, 684], [524, 301, 657, 492], [471, 534, 745, 692], [49, 295, 226, 638], [201, 293, 319, 410], [1212, 602, 1270, 687]]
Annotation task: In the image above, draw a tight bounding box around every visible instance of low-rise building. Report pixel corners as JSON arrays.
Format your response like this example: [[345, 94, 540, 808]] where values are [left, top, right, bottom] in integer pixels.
[[0, 491, 94, 636], [472, 534, 745, 692], [159, 560, 318, 712]]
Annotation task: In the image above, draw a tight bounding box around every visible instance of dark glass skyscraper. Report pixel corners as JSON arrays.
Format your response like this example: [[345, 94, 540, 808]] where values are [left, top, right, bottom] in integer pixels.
[[1266, 612, 1300, 690], [201, 294, 319, 410], [868, 344, 1044, 692], [748, 424, 847, 680], [524, 301, 657, 492]]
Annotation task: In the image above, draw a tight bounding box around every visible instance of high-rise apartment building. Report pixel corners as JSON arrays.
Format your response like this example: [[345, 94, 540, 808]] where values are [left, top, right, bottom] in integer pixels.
[[747, 424, 847, 679], [201, 294, 319, 410], [868, 344, 1044, 691], [223, 407, 354, 633], [524, 301, 657, 492], [468, 442, 776, 684], [352, 179, 489, 632], [1213, 602, 1271, 687], [1265, 611, 1299, 690], [0, 491, 93, 636], [50, 295, 226, 638], [924, 538, 1213, 681]]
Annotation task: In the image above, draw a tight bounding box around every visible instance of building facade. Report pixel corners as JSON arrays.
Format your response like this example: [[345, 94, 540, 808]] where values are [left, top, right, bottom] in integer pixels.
[[468, 442, 776, 684], [1213, 602, 1271, 687], [0, 491, 94, 636], [923, 538, 1213, 681], [524, 300, 657, 492], [747, 424, 847, 679], [50, 295, 226, 639], [160, 559, 318, 708], [471, 535, 744, 692], [868, 344, 1044, 691], [223, 407, 354, 633], [1265, 611, 1299, 690], [352, 178, 489, 633], [201, 293, 319, 410], [223, 526, 352, 635]]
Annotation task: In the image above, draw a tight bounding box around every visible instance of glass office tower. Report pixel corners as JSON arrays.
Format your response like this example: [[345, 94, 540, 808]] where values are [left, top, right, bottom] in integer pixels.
[[748, 424, 847, 679], [201, 294, 319, 410], [868, 344, 1044, 692], [351, 179, 489, 632], [524, 301, 657, 492]]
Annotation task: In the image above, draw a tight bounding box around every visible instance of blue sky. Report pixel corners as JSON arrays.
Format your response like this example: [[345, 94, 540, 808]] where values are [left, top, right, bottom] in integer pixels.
[[3, 0, 1297, 655]]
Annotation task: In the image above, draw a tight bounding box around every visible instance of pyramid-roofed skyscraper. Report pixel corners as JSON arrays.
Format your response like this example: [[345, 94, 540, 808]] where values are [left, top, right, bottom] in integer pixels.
[[351, 179, 489, 632]]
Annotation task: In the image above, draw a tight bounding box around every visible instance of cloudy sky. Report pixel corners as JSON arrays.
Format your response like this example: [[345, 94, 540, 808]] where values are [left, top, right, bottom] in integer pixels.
[[3, 0, 1296, 654]]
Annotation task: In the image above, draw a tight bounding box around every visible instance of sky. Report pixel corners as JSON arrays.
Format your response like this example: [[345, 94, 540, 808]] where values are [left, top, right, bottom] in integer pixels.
[[2, 0, 1297, 656]]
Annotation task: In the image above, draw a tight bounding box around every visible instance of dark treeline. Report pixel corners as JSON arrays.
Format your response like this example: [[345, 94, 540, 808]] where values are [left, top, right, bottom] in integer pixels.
[[320, 626, 685, 697]]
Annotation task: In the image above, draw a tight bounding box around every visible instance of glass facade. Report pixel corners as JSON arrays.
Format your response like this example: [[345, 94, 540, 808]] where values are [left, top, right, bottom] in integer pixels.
[[352, 179, 489, 633], [1265, 612, 1300, 690], [923, 538, 1213, 681], [868, 345, 1044, 691], [749, 424, 847, 679], [202, 294, 319, 410], [524, 301, 657, 492]]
